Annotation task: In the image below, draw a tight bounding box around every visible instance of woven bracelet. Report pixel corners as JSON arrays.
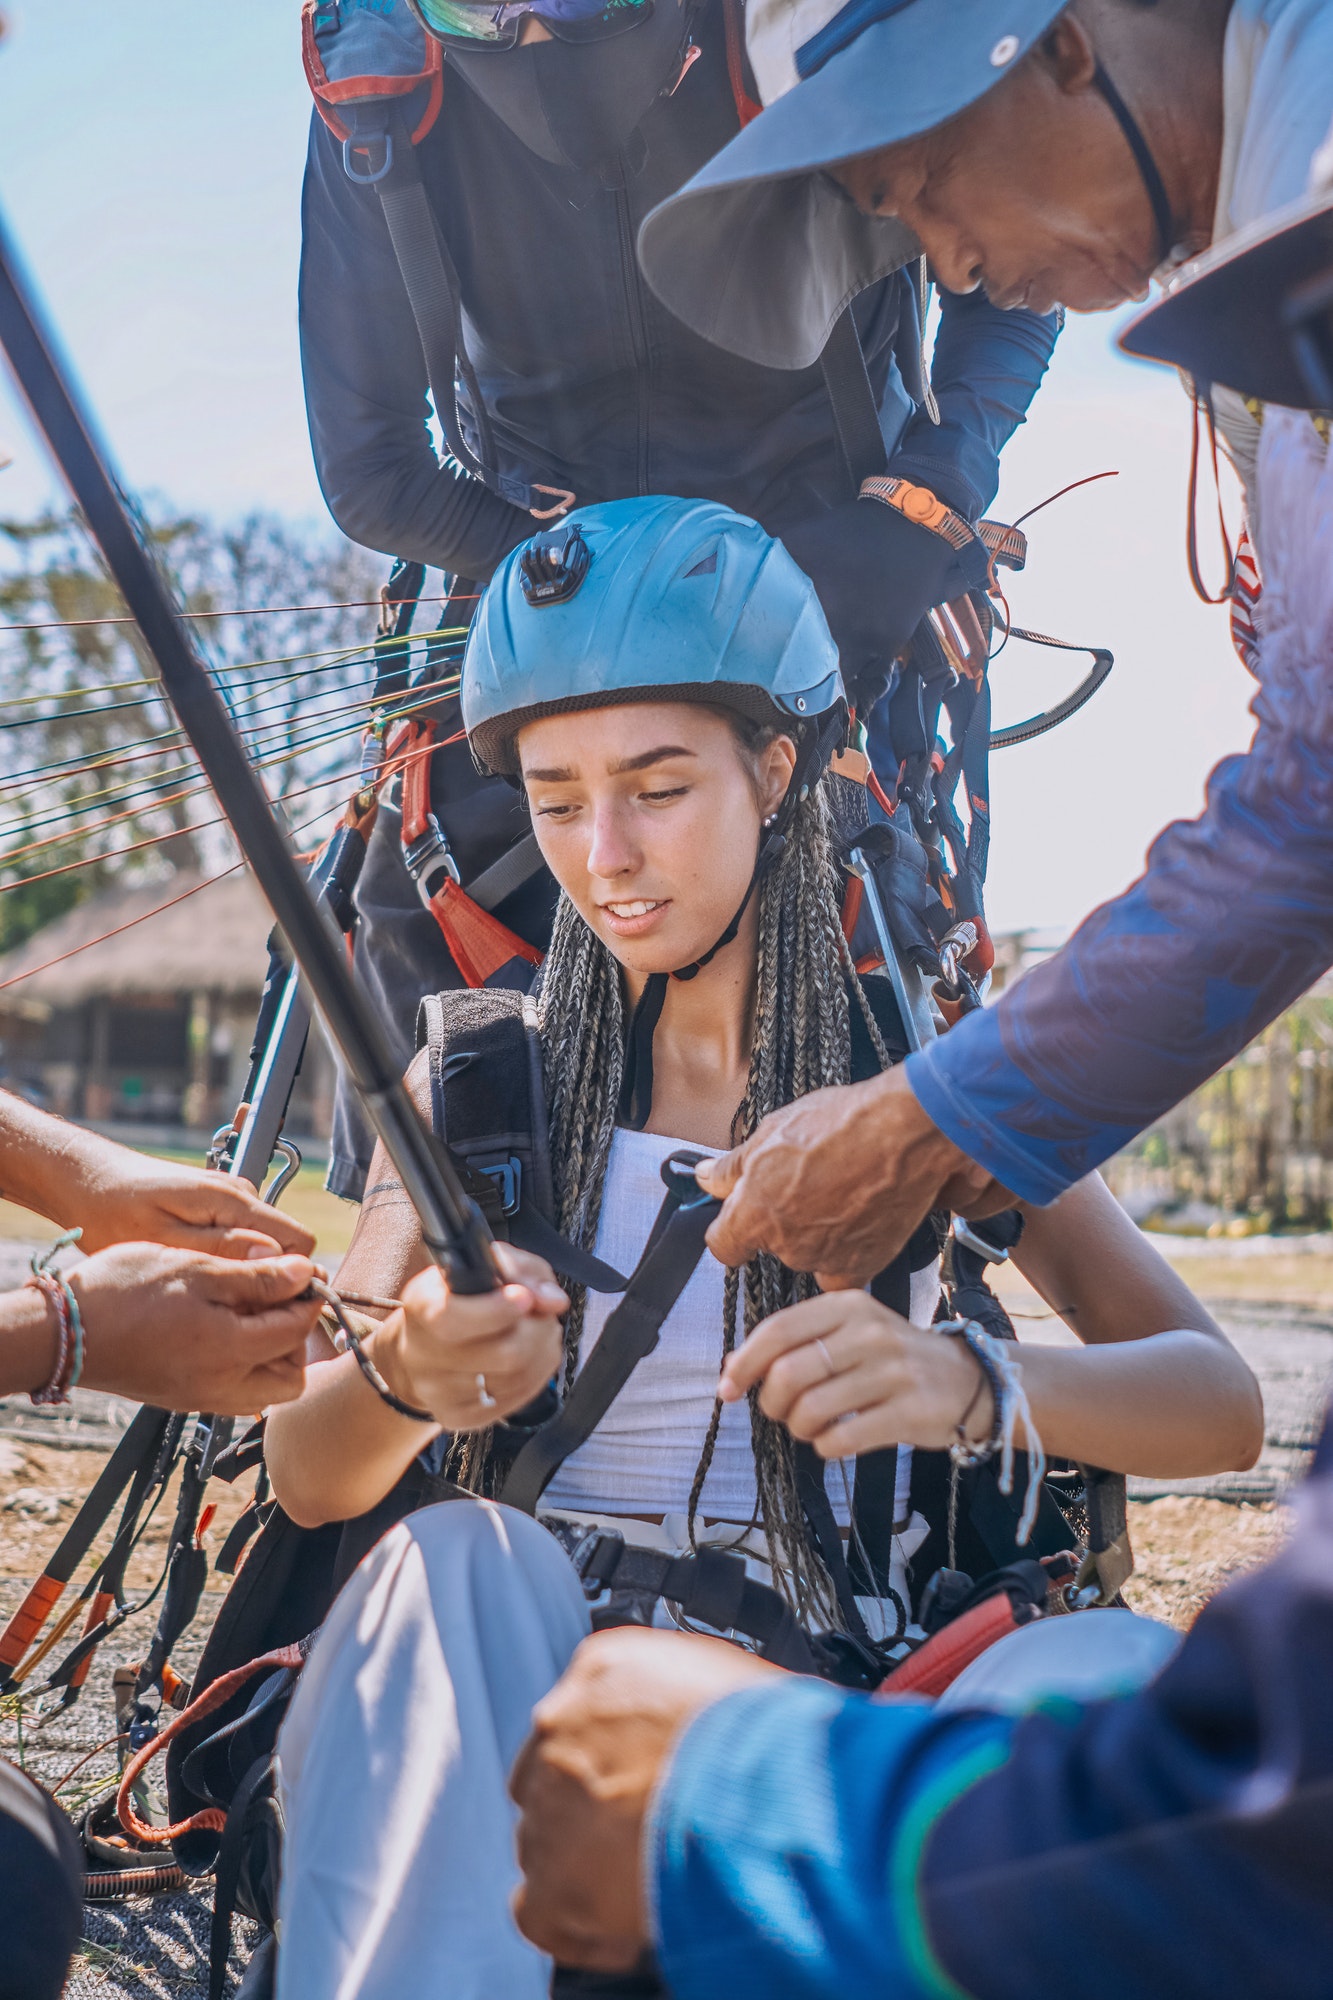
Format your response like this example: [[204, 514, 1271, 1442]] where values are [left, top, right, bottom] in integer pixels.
[[27, 1271, 73, 1405], [315, 1279, 435, 1425], [939, 1317, 1005, 1467]]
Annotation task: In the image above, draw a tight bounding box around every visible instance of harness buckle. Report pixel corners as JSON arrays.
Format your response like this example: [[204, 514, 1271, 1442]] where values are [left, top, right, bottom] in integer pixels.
[[403, 813, 461, 905], [568, 1526, 625, 1600], [474, 1155, 522, 1219], [950, 1215, 1011, 1265]]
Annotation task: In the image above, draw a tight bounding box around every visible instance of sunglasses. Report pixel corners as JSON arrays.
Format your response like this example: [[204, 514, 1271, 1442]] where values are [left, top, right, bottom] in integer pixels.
[[407, 0, 655, 51]]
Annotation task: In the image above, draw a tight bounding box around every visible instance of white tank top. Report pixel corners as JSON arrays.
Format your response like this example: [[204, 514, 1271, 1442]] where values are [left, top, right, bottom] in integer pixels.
[[541, 1129, 943, 1526]]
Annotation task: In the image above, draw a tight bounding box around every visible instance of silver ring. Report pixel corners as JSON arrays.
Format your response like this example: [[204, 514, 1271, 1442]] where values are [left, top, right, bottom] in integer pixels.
[[814, 1338, 836, 1380], [476, 1372, 497, 1411]]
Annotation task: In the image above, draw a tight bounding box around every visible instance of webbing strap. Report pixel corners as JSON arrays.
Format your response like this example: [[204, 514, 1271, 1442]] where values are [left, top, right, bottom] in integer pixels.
[[0, 1404, 170, 1680], [375, 111, 499, 486], [820, 307, 890, 495], [368, 114, 504, 496], [600, 1544, 814, 1673], [501, 1180, 720, 1514], [466, 831, 543, 914]]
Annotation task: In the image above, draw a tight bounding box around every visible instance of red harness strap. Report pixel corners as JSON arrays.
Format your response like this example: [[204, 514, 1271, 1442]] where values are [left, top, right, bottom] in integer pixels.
[[399, 720, 542, 988], [875, 1592, 1021, 1701]]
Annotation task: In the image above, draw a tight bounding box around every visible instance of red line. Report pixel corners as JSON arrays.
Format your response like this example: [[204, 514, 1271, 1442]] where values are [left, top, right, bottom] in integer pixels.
[[0, 865, 245, 991]]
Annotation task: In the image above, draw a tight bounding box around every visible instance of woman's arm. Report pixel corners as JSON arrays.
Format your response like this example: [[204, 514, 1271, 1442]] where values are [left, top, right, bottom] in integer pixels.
[[266, 1057, 567, 1529], [721, 1175, 1263, 1478]]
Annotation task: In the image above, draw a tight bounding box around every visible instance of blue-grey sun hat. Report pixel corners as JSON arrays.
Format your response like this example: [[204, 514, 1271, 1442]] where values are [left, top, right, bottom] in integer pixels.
[[1118, 187, 1333, 412], [636, 0, 1068, 371]]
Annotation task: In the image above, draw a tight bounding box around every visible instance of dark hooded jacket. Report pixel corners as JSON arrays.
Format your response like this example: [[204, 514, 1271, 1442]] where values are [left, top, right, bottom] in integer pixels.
[[297, 0, 1059, 582]]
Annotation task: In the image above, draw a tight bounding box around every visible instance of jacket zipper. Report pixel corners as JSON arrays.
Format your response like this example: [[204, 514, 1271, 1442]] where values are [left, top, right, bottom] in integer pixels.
[[614, 177, 651, 494]]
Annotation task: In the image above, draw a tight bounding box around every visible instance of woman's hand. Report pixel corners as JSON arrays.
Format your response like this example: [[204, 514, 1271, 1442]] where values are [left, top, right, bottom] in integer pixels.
[[719, 1292, 991, 1460], [368, 1243, 567, 1432]]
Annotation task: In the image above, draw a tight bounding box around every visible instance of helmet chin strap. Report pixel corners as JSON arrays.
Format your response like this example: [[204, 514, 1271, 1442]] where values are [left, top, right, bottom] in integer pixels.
[[616, 711, 843, 1131], [1091, 59, 1175, 270]]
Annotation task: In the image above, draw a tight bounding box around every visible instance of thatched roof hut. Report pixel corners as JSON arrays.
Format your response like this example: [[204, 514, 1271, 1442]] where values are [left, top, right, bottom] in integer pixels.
[[0, 871, 333, 1139]]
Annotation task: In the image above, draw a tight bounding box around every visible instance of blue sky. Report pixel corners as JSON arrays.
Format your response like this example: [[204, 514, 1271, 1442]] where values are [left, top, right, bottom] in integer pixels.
[[0, 0, 1257, 935]]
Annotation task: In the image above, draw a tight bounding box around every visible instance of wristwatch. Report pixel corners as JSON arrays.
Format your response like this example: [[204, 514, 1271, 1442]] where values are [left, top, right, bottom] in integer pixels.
[[858, 475, 976, 555]]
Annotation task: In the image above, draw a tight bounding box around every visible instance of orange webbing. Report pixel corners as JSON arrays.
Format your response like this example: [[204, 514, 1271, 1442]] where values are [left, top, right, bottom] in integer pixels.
[[722, 0, 763, 125], [0, 1573, 64, 1674], [116, 1642, 305, 1847], [427, 879, 542, 989], [840, 875, 863, 942], [876, 1594, 1020, 1701], [67, 1590, 115, 1692], [399, 720, 438, 844]]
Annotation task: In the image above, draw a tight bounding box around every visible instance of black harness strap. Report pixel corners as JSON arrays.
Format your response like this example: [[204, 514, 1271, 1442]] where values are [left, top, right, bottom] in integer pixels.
[[546, 1523, 815, 1673], [821, 305, 891, 491], [501, 1160, 720, 1514], [374, 108, 500, 488]]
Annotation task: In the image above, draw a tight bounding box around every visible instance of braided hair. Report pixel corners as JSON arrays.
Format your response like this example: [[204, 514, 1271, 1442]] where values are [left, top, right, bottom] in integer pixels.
[[538, 725, 892, 1629]]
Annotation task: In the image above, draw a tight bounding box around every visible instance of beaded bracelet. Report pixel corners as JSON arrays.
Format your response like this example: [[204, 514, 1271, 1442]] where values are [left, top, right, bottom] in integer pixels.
[[26, 1228, 85, 1406]]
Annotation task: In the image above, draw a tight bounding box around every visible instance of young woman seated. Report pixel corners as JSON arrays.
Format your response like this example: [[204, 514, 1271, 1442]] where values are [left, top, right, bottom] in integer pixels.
[[265, 498, 1261, 2000]]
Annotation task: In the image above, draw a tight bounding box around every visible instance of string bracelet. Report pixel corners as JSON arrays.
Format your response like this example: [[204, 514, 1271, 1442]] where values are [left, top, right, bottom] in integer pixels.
[[939, 1316, 1046, 1546], [26, 1229, 85, 1406], [312, 1277, 434, 1425]]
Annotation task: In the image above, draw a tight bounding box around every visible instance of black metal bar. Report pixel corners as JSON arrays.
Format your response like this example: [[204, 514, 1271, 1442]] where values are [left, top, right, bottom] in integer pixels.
[[0, 204, 496, 1293]]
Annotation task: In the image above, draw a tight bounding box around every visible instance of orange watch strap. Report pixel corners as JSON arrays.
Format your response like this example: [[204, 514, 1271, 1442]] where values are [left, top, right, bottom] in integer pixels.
[[859, 475, 974, 555]]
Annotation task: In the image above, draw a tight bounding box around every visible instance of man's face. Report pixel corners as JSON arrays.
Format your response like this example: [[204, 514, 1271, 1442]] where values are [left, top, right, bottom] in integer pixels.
[[831, 49, 1163, 315]]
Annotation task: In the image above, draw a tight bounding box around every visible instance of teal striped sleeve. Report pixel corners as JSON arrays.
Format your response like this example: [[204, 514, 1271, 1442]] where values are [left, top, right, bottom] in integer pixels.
[[646, 1678, 1014, 2000]]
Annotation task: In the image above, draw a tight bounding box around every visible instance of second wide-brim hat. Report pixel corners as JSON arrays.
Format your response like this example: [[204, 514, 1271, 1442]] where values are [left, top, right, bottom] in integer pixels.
[[1118, 188, 1333, 411], [637, 0, 1067, 371]]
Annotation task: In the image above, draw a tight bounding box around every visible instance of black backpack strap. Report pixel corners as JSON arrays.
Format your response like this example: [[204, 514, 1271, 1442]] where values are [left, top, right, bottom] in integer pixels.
[[821, 305, 890, 494], [374, 105, 500, 490], [501, 1155, 720, 1514], [418, 988, 625, 1292], [208, 1752, 279, 2000]]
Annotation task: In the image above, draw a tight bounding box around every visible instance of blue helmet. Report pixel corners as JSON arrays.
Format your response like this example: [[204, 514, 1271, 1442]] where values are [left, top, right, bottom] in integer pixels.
[[463, 496, 845, 777]]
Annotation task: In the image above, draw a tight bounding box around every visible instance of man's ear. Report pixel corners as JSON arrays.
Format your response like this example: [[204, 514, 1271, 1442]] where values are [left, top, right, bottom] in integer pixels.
[[1035, 6, 1100, 96]]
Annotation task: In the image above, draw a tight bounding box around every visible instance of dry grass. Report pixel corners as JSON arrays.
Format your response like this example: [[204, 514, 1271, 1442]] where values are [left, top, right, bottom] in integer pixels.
[[1123, 1495, 1288, 1628]]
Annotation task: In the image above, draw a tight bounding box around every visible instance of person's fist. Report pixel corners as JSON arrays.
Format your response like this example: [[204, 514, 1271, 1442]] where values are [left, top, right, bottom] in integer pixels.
[[510, 1628, 780, 1970], [368, 1243, 566, 1431], [69, 1241, 320, 1411]]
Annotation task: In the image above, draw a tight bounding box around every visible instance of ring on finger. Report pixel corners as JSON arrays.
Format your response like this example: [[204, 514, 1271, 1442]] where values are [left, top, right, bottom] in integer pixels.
[[814, 1337, 837, 1381], [476, 1371, 497, 1411]]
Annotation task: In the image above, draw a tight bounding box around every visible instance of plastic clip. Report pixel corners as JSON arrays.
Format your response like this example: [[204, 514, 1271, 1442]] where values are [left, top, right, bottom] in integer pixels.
[[342, 134, 394, 186], [403, 812, 461, 903]]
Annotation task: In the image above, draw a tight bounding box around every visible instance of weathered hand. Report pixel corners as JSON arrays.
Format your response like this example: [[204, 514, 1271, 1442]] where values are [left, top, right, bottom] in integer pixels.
[[369, 1242, 567, 1431], [65, 1143, 316, 1258], [65, 1242, 320, 1411], [510, 1628, 780, 1971], [720, 1291, 991, 1460], [696, 1065, 1003, 1289]]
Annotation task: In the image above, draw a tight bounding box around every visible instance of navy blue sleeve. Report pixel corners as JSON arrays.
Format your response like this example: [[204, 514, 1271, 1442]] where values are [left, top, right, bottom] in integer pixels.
[[650, 1407, 1333, 2000], [923, 1410, 1333, 1998], [298, 116, 532, 579], [910, 415, 1333, 1202], [887, 291, 1061, 521]]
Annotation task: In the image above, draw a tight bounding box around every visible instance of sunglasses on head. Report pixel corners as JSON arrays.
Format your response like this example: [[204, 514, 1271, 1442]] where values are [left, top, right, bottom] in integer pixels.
[[407, 0, 655, 51]]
